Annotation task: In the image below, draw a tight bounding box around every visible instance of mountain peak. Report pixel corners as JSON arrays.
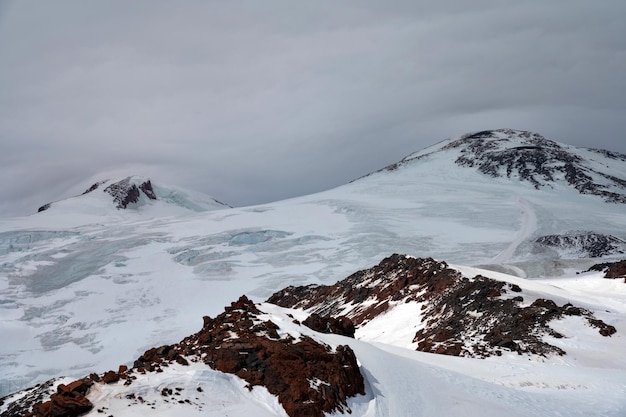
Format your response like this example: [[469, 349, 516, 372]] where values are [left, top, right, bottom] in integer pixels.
[[445, 128, 554, 150], [36, 175, 229, 217], [384, 129, 626, 203]]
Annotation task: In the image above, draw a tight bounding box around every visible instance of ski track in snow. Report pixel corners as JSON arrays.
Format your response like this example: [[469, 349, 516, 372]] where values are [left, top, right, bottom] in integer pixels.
[[491, 197, 538, 265]]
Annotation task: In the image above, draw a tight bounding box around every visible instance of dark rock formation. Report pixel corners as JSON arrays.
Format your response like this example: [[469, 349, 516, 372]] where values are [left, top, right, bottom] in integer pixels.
[[370, 129, 626, 203], [81, 180, 108, 195], [302, 314, 355, 338], [0, 380, 59, 417], [36, 177, 159, 213], [445, 129, 626, 203], [268, 254, 617, 357], [7, 296, 364, 417], [22, 378, 93, 417], [104, 177, 157, 209], [536, 232, 626, 258], [604, 260, 626, 279], [586, 260, 626, 283], [179, 296, 364, 417]]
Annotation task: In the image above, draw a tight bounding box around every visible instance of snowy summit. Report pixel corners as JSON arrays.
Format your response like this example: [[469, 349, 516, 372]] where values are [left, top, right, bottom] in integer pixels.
[[30, 176, 229, 226]]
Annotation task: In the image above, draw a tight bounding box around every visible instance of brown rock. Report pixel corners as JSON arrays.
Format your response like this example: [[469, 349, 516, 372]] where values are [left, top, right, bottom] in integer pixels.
[[101, 371, 120, 384], [268, 254, 616, 358], [24, 378, 93, 417], [302, 314, 356, 337], [179, 295, 364, 417]]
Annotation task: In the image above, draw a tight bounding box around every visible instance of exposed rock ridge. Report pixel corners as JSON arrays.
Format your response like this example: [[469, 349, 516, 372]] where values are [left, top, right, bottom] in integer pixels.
[[19, 379, 93, 417], [103, 177, 157, 209], [80, 180, 108, 195], [269, 255, 456, 325], [268, 254, 616, 357], [444, 129, 626, 203], [586, 260, 626, 282], [369, 129, 626, 203], [0, 379, 72, 417], [535, 231, 626, 258], [36, 177, 158, 212], [7, 296, 364, 417], [178, 295, 364, 417]]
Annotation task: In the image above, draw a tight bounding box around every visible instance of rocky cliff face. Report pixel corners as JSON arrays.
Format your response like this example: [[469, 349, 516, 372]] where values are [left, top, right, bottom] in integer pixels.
[[268, 254, 616, 357]]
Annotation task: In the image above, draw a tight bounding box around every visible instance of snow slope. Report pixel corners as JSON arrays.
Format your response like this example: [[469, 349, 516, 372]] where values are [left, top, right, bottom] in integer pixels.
[[1, 130, 625, 410]]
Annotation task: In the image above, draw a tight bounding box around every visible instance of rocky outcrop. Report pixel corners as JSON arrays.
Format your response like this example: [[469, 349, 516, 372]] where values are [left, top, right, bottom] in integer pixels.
[[0, 380, 61, 417], [80, 180, 108, 195], [7, 366, 136, 417], [535, 232, 626, 258], [373, 129, 626, 203], [445, 129, 626, 203], [104, 177, 157, 209], [8, 296, 364, 417], [180, 296, 364, 417], [17, 379, 93, 417], [35, 177, 159, 213], [268, 254, 617, 357], [586, 260, 626, 283], [604, 260, 626, 279], [302, 314, 355, 338], [268, 255, 460, 326]]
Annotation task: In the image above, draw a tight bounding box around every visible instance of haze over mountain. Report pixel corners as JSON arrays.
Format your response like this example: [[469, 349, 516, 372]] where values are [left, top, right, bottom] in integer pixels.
[[1, 129, 625, 416], [3, 1, 626, 222]]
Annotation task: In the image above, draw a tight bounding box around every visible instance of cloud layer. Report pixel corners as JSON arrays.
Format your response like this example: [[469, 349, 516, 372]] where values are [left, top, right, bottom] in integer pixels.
[[1, 1, 625, 215]]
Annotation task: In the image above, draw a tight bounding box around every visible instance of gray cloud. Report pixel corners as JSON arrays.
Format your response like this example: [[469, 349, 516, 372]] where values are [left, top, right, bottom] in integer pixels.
[[1, 0, 625, 216]]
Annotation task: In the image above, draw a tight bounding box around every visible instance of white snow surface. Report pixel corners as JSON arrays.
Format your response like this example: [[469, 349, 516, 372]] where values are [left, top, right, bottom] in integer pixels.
[[1, 131, 626, 415]]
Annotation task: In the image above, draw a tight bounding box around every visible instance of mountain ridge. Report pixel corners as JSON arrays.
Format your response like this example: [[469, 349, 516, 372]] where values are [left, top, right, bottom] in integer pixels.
[[2, 254, 624, 417], [267, 254, 617, 357]]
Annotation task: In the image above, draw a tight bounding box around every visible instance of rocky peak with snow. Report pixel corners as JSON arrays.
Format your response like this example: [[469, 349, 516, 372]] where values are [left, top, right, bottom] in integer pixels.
[[38, 176, 158, 212], [2, 295, 364, 417], [385, 129, 626, 203], [36, 175, 229, 216], [101, 177, 157, 209], [268, 254, 616, 358]]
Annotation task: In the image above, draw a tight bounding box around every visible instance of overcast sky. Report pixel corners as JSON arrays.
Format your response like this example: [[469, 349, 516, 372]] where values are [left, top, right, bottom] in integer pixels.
[[1, 1, 625, 216]]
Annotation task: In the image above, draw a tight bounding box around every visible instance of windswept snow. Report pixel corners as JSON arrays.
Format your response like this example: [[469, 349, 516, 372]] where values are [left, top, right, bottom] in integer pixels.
[[82, 362, 289, 417]]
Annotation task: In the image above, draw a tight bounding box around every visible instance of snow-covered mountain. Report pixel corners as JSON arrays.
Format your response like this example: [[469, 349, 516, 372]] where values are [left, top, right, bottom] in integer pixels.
[[376, 129, 626, 203], [1, 129, 625, 416], [34, 175, 229, 223]]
